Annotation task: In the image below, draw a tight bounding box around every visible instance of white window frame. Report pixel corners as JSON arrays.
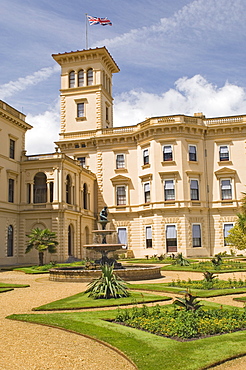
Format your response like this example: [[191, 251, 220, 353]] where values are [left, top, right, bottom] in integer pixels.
[[190, 179, 199, 200], [220, 179, 232, 200], [77, 157, 86, 167], [163, 145, 173, 162], [143, 148, 149, 165], [116, 185, 127, 206], [219, 145, 230, 162], [116, 153, 125, 169], [192, 224, 202, 248], [164, 179, 175, 201], [144, 182, 151, 203], [189, 145, 197, 162], [145, 226, 152, 248], [69, 70, 75, 88], [166, 224, 177, 252], [223, 223, 234, 246], [78, 69, 84, 87], [117, 227, 128, 249], [77, 102, 85, 118]]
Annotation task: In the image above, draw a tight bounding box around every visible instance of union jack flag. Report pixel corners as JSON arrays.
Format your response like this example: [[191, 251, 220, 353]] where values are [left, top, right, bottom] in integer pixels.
[[87, 15, 112, 26]]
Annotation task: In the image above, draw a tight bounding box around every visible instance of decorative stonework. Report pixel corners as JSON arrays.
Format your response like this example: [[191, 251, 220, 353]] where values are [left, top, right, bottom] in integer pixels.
[[60, 96, 66, 133], [96, 91, 102, 129]]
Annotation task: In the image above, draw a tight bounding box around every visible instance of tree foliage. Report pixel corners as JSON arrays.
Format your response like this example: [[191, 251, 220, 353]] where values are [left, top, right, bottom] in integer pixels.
[[25, 228, 58, 266], [226, 223, 246, 251], [225, 192, 246, 251]]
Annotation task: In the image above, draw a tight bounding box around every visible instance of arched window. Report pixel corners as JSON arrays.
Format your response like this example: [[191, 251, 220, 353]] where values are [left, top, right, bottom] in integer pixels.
[[7, 225, 14, 257], [68, 224, 74, 256], [66, 175, 72, 204], [69, 71, 75, 88], [87, 68, 93, 86], [34, 172, 47, 203], [78, 70, 84, 87], [83, 183, 88, 209]]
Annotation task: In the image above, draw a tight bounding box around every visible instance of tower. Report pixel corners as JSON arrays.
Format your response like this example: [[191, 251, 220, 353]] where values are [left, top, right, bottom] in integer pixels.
[[52, 47, 120, 135]]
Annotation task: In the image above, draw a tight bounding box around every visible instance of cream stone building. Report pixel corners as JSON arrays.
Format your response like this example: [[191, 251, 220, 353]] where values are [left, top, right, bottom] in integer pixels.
[[1, 46, 246, 265]]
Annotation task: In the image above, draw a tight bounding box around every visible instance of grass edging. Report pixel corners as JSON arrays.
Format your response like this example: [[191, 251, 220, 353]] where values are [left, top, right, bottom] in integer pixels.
[[33, 291, 171, 311], [7, 303, 246, 370]]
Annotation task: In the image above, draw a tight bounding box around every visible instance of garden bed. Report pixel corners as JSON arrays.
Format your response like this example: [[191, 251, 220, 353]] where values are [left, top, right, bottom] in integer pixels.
[[129, 277, 246, 298], [8, 301, 246, 370], [114, 304, 246, 340]]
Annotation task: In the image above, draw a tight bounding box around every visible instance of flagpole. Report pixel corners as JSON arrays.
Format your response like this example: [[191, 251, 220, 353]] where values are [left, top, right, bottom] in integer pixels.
[[85, 13, 88, 49]]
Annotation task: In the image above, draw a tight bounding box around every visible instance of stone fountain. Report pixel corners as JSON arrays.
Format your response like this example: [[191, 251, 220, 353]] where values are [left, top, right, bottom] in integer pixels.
[[83, 207, 124, 268], [49, 207, 161, 282]]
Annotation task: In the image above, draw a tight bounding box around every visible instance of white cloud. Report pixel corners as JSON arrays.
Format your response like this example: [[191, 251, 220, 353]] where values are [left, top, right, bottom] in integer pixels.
[[0, 65, 60, 99], [114, 75, 246, 126], [98, 0, 245, 50], [25, 102, 60, 155], [25, 74, 246, 155]]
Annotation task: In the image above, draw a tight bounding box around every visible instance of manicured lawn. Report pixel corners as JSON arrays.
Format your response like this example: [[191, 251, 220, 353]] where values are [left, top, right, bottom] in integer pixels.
[[234, 296, 246, 303], [0, 283, 29, 293], [33, 291, 171, 311], [0, 283, 29, 288], [123, 258, 197, 264], [0, 288, 14, 293], [161, 260, 246, 273], [13, 262, 86, 274], [8, 301, 246, 370], [129, 282, 246, 297]]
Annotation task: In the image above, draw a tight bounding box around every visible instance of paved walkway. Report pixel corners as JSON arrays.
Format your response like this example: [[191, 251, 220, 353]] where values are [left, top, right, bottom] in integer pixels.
[[0, 269, 246, 369]]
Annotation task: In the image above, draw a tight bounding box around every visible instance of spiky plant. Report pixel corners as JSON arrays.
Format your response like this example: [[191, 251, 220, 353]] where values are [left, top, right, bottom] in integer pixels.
[[173, 291, 202, 311], [84, 264, 129, 299], [173, 253, 190, 266], [203, 271, 217, 282]]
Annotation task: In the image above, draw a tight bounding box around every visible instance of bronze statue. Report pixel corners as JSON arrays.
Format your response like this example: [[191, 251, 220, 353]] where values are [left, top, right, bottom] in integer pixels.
[[100, 206, 108, 221]]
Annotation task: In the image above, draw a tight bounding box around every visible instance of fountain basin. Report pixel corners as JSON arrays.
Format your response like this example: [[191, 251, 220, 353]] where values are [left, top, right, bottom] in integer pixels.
[[49, 264, 161, 282]]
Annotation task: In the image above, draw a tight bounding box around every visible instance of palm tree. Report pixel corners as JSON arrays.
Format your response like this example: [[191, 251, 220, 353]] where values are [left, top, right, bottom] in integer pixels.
[[25, 228, 58, 266]]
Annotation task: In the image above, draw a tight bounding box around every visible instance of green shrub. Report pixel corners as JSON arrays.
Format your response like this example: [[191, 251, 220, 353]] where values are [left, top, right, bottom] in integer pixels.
[[116, 304, 246, 339]]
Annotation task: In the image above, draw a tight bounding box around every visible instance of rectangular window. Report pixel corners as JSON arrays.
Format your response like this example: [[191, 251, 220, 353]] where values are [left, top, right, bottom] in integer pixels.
[[106, 106, 109, 121], [223, 223, 233, 246], [219, 145, 229, 161], [146, 226, 152, 248], [9, 139, 15, 159], [77, 157, 86, 167], [164, 180, 175, 201], [77, 103, 84, 117], [116, 186, 126, 205], [8, 179, 14, 203], [144, 182, 150, 203], [192, 224, 202, 247], [163, 145, 173, 161], [27, 183, 31, 204], [116, 154, 125, 169], [166, 225, 177, 252], [190, 179, 199, 200], [189, 145, 197, 161], [118, 228, 128, 249], [143, 149, 149, 165], [50, 182, 54, 203], [221, 179, 232, 200]]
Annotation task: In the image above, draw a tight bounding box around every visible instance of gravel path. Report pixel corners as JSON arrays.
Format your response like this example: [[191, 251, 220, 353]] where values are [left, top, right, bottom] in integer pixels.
[[0, 271, 136, 370], [1, 269, 246, 370]]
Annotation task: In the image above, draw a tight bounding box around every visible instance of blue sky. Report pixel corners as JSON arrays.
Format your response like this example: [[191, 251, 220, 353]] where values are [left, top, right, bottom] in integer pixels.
[[1, 0, 246, 153]]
